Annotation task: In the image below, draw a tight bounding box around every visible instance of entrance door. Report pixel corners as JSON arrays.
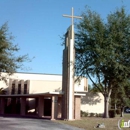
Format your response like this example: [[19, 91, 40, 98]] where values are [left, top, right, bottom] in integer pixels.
[[44, 98, 52, 116]]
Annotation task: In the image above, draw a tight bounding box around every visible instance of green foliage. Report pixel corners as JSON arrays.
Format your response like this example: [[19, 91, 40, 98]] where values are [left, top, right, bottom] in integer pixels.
[[0, 23, 29, 76], [80, 110, 88, 117], [88, 84, 92, 91], [111, 80, 130, 108], [75, 7, 130, 94], [109, 109, 116, 118], [96, 113, 103, 117], [89, 113, 95, 117], [75, 6, 130, 117], [90, 83, 103, 93], [116, 109, 121, 115]]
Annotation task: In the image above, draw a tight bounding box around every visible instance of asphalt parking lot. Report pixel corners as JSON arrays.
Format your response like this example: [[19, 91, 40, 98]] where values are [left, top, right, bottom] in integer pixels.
[[0, 117, 84, 130]]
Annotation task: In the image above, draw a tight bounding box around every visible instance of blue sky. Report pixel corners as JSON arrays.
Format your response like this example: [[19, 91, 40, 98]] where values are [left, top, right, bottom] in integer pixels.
[[0, 0, 130, 84]]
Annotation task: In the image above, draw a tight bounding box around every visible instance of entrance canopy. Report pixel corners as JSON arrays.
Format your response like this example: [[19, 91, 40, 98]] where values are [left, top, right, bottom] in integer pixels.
[[0, 91, 63, 98]]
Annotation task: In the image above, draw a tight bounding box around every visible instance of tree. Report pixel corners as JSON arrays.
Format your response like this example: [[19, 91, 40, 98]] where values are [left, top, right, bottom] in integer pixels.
[[111, 81, 130, 117], [75, 7, 130, 118], [88, 84, 92, 91], [0, 23, 29, 78]]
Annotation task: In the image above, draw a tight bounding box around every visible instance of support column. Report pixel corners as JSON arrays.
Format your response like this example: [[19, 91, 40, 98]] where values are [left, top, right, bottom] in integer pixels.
[[51, 96, 58, 120], [38, 96, 44, 117], [20, 80, 24, 94], [74, 96, 81, 120], [20, 97, 26, 116], [15, 80, 18, 94], [57, 97, 62, 118], [27, 80, 30, 94], [0, 98, 5, 115], [8, 79, 12, 95], [35, 98, 38, 114]]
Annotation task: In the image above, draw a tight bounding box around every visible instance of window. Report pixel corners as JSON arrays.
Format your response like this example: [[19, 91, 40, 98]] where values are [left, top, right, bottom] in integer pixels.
[[11, 84, 15, 94], [24, 84, 27, 94], [18, 84, 21, 94]]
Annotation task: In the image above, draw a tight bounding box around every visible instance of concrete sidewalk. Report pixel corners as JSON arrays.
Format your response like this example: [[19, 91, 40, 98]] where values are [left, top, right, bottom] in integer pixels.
[[0, 117, 84, 130]]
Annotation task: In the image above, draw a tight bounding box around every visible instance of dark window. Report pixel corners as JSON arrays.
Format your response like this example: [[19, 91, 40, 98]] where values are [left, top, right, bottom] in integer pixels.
[[18, 84, 21, 94], [11, 84, 15, 94], [24, 84, 27, 94]]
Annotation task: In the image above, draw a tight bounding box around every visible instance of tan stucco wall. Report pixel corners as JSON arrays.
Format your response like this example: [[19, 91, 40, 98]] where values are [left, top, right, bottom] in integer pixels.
[[0, 73, 87, 93], [29, 80, 62, 94], [81, 92, 104, 114]]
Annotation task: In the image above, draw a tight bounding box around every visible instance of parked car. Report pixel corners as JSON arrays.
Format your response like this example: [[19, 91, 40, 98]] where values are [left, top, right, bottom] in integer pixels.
[[124, 107, 130, 113]]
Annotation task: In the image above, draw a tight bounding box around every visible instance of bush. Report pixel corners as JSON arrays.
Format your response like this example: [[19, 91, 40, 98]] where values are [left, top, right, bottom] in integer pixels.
[[90, 113, 95, 117], [116, 109, 121, 115], [95, 113, 99, 117], [80, 110, 88, 117], [96, 113, 103, 117], [84, 112, 89, 117], [99, 113, 103, 117], [109, 109, 116, 118], [81, 111, 103, 117]]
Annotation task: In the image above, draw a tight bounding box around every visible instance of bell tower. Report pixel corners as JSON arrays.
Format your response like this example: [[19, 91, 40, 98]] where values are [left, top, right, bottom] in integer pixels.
[[62, 8, 82, 120]]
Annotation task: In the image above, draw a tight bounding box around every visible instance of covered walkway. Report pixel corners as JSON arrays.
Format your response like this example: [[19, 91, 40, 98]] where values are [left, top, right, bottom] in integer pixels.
[[0, 92, 63, 120]]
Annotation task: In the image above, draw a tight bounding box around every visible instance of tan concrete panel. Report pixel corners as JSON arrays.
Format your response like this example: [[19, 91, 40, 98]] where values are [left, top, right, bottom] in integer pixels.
[[81, 93, 104, 114], [29, 80, 62, 94]]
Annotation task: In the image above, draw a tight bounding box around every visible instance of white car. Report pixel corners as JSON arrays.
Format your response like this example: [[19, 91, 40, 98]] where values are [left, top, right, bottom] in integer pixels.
[[125, 108, 130, 113]]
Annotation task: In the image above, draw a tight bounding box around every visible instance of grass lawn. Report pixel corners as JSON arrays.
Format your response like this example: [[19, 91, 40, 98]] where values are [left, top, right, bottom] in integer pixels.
[[55, 114, 130, 130]]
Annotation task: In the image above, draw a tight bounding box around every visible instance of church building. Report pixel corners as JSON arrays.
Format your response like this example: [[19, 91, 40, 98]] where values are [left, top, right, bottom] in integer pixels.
[[0, 8, 104, 120], [0, 72, 87, 120]]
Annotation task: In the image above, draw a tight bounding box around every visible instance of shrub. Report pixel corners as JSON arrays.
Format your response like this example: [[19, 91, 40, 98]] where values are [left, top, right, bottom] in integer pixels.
[[95, 113, 103, 117], [80, 110, 88, 117], [84, 112, 88, 117], [116, 109, 121, 115], [90, 113, 95, 117], [96, 113, 99, 117], [99, 113, 103, 117], [109, 109, 116, 118]]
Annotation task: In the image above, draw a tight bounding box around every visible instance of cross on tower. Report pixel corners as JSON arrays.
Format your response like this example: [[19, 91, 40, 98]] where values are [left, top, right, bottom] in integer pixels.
[[63, 7, 82, 26], [63, 7, 82, 40]]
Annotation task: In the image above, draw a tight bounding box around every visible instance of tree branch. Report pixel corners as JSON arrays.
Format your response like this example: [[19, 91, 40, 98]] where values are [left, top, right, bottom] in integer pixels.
[[87, 72, 103, 94]]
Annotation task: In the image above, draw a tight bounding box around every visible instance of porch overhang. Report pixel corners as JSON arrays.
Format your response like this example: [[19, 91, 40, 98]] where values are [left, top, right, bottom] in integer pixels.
[[0, 91, 63, 98]]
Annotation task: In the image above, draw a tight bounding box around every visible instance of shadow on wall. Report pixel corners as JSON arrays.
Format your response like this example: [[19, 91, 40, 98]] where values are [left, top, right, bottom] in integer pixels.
[[0, 87, 8, 94], [81, 92, 102, 105]]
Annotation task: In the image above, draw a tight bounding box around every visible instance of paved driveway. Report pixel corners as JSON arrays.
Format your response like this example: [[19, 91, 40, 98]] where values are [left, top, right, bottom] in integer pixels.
[[0, 117, 84, 130]]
